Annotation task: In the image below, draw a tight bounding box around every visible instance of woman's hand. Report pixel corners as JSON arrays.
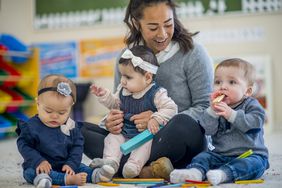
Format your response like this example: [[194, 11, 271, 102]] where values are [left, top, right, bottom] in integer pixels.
[[62, 164, 75, 175], [130, 110, 153, 132], [36, 160, 52, 175], [105, 109, 124, 134]]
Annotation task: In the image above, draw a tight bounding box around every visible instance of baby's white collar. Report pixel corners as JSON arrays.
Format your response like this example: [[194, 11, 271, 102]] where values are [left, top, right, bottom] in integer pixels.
[[60, 118, 75, 136], [122, 83, 155, 99]]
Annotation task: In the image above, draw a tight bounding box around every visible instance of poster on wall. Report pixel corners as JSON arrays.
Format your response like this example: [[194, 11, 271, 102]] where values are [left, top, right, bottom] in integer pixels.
[[33, 41, 78, 79], [79, 37, 124, 78], [213, 55, 273, 131]]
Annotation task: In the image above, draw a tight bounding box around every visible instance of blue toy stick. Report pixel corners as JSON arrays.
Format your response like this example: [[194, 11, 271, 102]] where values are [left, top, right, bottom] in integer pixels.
[[120, 126, 163, 155], [120, 129, 153, 155]]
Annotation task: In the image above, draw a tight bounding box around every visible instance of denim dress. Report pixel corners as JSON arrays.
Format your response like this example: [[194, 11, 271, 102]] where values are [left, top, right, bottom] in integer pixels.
[[119, 84, 160, 138]]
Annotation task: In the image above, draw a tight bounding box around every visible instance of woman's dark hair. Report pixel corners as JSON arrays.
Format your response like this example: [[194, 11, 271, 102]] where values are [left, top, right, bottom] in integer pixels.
[[124, 0, 198, 53], [119, 45, 159, 77]]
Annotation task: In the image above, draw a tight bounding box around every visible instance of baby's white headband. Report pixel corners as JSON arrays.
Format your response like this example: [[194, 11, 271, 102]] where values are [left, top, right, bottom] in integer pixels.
[[121, 49, 158, 74]]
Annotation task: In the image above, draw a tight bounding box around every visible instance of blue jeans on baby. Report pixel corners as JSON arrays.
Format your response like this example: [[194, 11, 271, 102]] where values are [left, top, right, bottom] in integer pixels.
[[23, 163, 94, 185], [187, 151, 269, 183]]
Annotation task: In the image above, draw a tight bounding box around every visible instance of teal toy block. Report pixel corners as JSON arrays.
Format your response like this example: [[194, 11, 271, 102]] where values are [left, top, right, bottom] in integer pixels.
[[120, 126, 163, 155], [120, 129, 153, 155]]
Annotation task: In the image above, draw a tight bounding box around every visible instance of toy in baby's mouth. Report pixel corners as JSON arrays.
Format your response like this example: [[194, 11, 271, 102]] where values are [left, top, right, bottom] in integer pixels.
[[212, 94, 225, 103]]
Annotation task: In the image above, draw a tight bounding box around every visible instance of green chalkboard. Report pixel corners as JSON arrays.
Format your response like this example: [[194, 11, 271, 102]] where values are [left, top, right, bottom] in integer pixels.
[[180, 0, 241, 12], [35, 0, 128, 15], [35, 0, 242, 16]]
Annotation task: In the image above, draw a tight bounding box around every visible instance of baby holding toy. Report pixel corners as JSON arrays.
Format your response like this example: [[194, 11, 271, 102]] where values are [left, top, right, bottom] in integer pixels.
[[170, 58, 269, 185], [90, 45, 177, 180]]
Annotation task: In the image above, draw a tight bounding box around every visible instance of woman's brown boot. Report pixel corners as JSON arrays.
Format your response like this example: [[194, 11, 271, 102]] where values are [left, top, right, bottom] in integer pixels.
[[139, 157, 174, 181]]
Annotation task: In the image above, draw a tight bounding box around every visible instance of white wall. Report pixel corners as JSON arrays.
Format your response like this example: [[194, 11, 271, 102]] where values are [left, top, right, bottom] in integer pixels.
[[1, 0, 281, 130]]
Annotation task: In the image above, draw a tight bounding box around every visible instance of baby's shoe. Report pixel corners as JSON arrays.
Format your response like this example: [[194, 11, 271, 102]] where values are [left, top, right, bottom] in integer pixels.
[[34, 174, 52, 188], [206, 169, 227, 185], [170, 168, 203, 183], [92, 165, 115, 183], [90, 158, 118, 171], [122, 163, 139, 178], [139, 157, 174, 181], [36, 179, 51, 188], [89, 158, 105, 168]]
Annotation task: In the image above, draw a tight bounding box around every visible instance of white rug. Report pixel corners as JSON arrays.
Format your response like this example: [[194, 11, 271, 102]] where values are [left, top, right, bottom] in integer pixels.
[[0, 137, 281, 188]]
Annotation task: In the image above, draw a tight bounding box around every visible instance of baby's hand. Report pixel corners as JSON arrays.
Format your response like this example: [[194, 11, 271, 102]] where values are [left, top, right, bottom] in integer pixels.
[[90, 84, 107, 97], [213, 102, 233, 119], [210, 91, 225, 111], [36, 160, 52, 175], [62, 164, 75, 175], [148, 118, 160, 135]]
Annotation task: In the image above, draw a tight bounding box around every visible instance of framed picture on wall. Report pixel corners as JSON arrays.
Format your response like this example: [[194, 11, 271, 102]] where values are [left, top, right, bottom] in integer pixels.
[[79, 37, 124, 78], [32, 41, 78, 79]]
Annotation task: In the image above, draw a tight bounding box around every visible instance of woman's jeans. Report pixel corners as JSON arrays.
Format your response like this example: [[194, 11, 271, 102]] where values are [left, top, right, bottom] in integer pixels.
[[187, 151, 269, 182], [23, 163, 93, 185]]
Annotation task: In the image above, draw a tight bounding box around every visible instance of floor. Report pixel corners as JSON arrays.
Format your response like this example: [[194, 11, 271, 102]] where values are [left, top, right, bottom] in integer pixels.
[[0, 129, 281, 188]]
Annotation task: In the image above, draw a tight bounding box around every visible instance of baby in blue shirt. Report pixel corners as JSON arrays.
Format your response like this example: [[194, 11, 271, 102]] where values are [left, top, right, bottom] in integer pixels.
[[16, 74, 110, 188], [170, 58, 269, 185]]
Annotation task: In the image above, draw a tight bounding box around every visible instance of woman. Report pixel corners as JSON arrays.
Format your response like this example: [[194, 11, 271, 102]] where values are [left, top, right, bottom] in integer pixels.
[[82, 0, 213, 178]]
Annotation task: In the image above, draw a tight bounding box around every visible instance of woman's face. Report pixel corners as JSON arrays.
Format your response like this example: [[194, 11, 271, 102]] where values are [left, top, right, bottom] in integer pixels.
[[138, 2, 174, 54]]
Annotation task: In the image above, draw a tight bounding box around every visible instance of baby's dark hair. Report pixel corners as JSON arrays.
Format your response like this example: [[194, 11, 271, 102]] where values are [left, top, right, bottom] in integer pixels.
[[119, 45, 159, 77], [38, 74, 77, 103], [215, 58, 256, 87]]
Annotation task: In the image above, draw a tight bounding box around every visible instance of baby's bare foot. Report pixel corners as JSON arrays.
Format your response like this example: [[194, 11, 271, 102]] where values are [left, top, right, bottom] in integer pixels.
[[66, 172, 87, 185]]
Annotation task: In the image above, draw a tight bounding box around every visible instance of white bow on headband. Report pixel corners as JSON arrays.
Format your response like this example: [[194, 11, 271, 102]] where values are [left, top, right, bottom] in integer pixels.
[[121, 49, 158, 74]]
